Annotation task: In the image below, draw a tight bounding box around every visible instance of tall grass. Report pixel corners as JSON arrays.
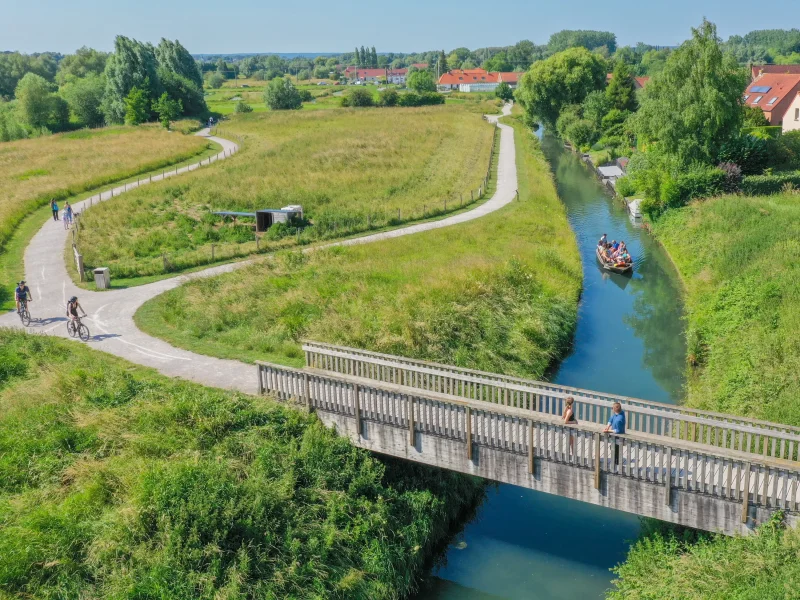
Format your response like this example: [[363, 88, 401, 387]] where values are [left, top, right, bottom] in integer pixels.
[[0, 125, 208, 254], [76, 106, 496, 281], [653, 192, 800, 425], [0, 329, 484, 598], [135, 115, 582, 378]]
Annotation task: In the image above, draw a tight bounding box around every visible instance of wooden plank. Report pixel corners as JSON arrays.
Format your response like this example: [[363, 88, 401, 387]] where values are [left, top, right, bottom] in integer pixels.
[[466, 407, 473, 460], [528, 419, 534, 474], [665, 446, 672, 506], [594, 433, 601, 489], [408, 396, 415, 445], [353, 384, 361, 437], [741, 462, 751, 524]]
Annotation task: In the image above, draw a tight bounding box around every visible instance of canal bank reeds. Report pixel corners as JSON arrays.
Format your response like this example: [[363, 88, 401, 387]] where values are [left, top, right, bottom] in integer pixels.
[[0, 329, 484, 598]]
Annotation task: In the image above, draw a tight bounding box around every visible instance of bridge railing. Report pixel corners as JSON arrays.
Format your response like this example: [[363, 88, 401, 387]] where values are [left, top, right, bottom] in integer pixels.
[[257, 360, 800, 521], [301, 341, 800, 462]]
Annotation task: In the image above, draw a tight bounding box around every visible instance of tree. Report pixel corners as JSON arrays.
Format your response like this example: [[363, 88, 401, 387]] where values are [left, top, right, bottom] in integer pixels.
[[103, 36, 160, 123], [124, 87, 150, 125], [606, 59, 637, 112], [297, 69, 311, 81], [264, 77, 302, 110], [495, 81, 514, 101], [516, 47, 607, 124], [159, 69, 206, 116], [632, 19, 749, 165], [0, 52, 58, 99], [343, 87, 374, 107], [206, 72, 225, 89], [371, 46, 378, 68], [482, 51, 512, 72], [152, 92, 182, 129], [56, 46, 108, 85], [155, 39, 203, 88], [438, 50, 448, 73], [60, 72, 105, 127], [379, 88, 399, 106], [743, 104, 770, 127], [581, 90, 612, 127], [407, 70, 436, 93], [548, 30, 617, 54], [354, 47, 360, 67], [14, 72, 53, 129], [360, 46, 367, 67]]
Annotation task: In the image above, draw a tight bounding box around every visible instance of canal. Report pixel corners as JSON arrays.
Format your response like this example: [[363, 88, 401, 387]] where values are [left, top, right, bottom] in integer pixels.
[[418, 134, 687, 599]]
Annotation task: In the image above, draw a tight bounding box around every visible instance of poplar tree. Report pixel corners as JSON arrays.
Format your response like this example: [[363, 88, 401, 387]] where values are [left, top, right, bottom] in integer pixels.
[[102, 36, 160, 123]]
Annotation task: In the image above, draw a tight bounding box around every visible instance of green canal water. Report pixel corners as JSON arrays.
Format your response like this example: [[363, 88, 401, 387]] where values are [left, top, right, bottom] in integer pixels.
[[417, 135, 687, 599]]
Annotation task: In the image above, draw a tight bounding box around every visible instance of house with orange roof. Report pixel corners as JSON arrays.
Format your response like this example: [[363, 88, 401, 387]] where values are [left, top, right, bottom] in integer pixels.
[[744, 73, 800, 126], [437, 69, 524, 92], [782, 92, 800, 133], [750, 64, 800, 81]]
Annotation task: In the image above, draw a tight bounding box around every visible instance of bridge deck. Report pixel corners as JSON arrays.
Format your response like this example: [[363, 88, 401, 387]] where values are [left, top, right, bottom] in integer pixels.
[[257, 359, 800, 536]]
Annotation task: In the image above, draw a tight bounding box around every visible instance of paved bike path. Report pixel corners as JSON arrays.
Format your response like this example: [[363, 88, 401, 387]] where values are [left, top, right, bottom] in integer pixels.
[[1, 106, 518, 394]]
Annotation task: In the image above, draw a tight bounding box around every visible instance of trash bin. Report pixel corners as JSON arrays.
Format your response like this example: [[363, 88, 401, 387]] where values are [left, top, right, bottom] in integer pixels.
[[93, 267, 111, 290]]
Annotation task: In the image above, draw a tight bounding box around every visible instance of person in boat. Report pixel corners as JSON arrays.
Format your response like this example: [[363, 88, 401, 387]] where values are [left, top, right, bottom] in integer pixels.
[[598, 233, 608, 247], [604, 245, 613, 262], [611, 240, 619, 252]]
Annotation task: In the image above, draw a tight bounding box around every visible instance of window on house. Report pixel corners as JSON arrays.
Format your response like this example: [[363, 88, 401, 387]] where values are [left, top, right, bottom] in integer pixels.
[[767, 97, 779, 105], [796, 108, 799, 121], [744, 94, 750, 100], [752, 95, 763, 104]]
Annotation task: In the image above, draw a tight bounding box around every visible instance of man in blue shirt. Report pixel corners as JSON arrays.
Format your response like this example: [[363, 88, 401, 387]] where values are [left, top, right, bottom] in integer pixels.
[[604, 402, 626, 467]]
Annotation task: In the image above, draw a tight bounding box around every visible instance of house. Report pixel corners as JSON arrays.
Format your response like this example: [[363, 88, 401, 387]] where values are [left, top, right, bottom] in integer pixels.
[[437, 69, 524, 92], [744, 73, 800, 126], [386, 69, 408, 85], [751, 64, 800, 81], [783, 92, 800, 133], [343, 67, 385, 82]]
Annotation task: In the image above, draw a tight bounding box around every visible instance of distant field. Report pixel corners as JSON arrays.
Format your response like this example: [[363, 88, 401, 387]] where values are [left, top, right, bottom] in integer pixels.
[[135, 115, 582, 378], [0, 126, 209, 254], [205, 79, 368, 114], [76, 105, 496, 280]]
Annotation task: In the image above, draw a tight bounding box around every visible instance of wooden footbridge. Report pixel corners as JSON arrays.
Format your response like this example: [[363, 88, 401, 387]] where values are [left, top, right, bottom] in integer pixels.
[[256, 341, 800, 535]]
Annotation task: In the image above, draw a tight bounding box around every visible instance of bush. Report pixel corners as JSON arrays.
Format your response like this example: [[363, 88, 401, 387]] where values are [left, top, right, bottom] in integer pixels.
[[233, 100, 253, 114], [397, 92, 445, 107], [206, 73, 225, 89], [741, 171, 800, 195], [495, 81, 514, 101], [298, 89, 313, 103], [717, 134, 771, 175], [564, 119, 599, 149], [264, 77, 302, 110], [776, 130, 800, 167], [341, 87, 374, 107], [378, 88, 399, 107], [717, 161, 742, 193], [615, 176, 636, 197]]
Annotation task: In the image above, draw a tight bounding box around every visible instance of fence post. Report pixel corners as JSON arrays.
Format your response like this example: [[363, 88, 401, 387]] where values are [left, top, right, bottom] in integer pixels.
[[256, 365, 264, 394], [398, 208, 401, 221], [594, 433, 602, 489], [528, 420, 535, 474], [741, 462, 751, 523], [304, 372, 311, 411], [516, 190, 519, 201], [664, 447, 672, 506], [444, 199, 447, 211], [256, 235, 260, 251], [408, 396, 415, 445], [162, 253, 168, 272], [466, 407, 473, 460], [460, 193, 463, 207], [353, 384, 361, 437], [211, 244, 215, 261]]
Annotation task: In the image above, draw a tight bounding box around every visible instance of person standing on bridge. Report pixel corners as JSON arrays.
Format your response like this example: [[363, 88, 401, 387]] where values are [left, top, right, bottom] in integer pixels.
[[562, 396, 578, 455], [603, 402, 626, 468]]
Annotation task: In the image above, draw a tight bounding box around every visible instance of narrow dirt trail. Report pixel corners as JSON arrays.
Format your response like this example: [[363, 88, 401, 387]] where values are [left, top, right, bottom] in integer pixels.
[[1, 106, 518, 394]]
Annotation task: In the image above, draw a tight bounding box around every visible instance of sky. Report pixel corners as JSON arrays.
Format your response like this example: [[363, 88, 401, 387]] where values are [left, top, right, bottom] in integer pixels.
[[2, 0, 798, 55]]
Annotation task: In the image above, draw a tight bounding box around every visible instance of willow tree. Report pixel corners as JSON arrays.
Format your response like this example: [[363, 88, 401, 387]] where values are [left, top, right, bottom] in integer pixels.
[[632, 19, 748, 165]]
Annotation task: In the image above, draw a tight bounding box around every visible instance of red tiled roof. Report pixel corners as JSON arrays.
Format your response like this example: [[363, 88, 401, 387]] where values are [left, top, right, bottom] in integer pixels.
[[751, 64, 800, 80], [438, 69, 499, 85], [410, 63, 428, 69], [498, 72, 524, 84], [745, 73, 800, 119]]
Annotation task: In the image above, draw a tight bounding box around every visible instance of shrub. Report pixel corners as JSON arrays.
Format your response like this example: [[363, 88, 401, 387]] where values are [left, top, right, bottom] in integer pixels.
[[397, 92, 444, 107], [717, 161, 742, 193], [298, 89, 313, 103], [206, 73, 225, 89], [264, 77, 302, 110], [555, 104, 582, 138], [233, 100, 253, 114], [776, 130, 800, 167], [741, 171, 800, 195], [495, 81, 514, 102], [717, 134, 771, 175], [378, 88, 399, 107], [342, 87, 374, 107], [615, 176, 636, 197], [565, 119, 599, 149]]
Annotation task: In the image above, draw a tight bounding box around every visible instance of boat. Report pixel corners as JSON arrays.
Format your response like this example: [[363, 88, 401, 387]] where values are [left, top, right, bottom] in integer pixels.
[[596, 246, 633, 274]]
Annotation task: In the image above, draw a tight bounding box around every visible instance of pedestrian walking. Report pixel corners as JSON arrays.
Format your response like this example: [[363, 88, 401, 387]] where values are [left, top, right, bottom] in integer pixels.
[[51, 198, 59, 221], [64, 202, 73, 228], [562, 396, 578, 455], [603, 402, 626, 468]]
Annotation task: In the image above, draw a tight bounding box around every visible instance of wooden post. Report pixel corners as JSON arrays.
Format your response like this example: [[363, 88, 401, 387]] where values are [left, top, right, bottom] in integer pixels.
[[471, 190, 474, 201], [211, 244, 215, 261], [353, 384, 361, 437], [256, 235, 259, 251], [594, 433, 601, 489], [466, 407, 472, 460], [408, 396, 415, 445], [304, 372, 311, 411], [162, 253, 168, 272], [528, 420, 535, 474], [665, 446, 672, 506], [741, 462, 751, 523], [256, 365, 263, 394], [398, 208, 401, 221]]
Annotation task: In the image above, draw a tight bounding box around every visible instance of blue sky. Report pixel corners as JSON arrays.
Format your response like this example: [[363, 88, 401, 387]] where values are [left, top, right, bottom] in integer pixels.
[[3, 0, 797, 54]]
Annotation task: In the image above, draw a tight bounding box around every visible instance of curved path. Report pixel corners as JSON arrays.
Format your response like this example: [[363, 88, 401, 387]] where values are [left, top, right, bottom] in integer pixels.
[[1, 105, 517, 394]]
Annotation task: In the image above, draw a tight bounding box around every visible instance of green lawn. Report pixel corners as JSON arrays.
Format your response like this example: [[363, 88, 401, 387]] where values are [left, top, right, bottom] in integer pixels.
[[135, 115, 582, 379], [75, 105, 497, 282], [0, 329, 483, 598]]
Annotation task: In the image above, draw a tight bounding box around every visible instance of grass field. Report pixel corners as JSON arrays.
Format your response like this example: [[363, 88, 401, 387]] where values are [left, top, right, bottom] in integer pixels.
[[75, 106, 497, 281], [206, 79, 344, 114], [653, 192, 800, 426], [0, 125, 208, 257], [135, 115, 582, 379], [0, 328, 484, 598]]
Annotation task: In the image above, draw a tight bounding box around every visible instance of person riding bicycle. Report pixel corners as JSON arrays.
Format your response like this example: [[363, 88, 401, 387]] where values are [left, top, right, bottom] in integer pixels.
[[15, 280, 31, 314], [66, 296, 86, 323]]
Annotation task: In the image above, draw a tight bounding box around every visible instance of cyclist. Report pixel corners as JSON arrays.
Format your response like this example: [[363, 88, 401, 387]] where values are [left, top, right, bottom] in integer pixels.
[[66, 296, 86, 324], [15, 280, 31, 314]]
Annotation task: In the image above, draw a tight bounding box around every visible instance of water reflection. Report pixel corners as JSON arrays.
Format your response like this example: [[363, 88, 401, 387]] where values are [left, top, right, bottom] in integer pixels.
[[418, 134, 686, 600]]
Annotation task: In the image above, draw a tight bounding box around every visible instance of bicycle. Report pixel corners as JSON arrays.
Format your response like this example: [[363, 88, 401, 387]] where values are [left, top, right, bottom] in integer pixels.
[[17, 301, 31, 327], [67, 315, 90, 341]]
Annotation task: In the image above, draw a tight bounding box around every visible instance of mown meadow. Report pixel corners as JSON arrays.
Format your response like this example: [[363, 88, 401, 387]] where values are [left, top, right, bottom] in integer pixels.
[[76, 106, 497, 281], [136, 116, 582, 378], [0, 329, 484, 599]]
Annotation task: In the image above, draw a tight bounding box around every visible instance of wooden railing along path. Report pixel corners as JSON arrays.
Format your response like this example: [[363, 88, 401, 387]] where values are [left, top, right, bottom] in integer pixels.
[[301, 341, 800, 463], [256, 359, 800, 533]]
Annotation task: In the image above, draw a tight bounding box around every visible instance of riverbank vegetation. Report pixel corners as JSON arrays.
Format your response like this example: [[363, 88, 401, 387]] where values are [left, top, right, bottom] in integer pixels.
[[135, 115, 581, 377], [0, 329, 484, 598], [75, 106, 495, 281]]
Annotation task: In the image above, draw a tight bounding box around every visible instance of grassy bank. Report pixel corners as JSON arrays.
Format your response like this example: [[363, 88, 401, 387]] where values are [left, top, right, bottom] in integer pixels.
[[0, 125, 208, 255], [0, 329, 484, 598], [75, 106, 496, 281], [653, 192, 800, 425], [135, 115, 581, 378]]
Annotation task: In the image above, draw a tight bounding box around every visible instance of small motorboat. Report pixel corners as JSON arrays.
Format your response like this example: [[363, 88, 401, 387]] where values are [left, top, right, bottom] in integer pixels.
[[596, 246, 633, 274]]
